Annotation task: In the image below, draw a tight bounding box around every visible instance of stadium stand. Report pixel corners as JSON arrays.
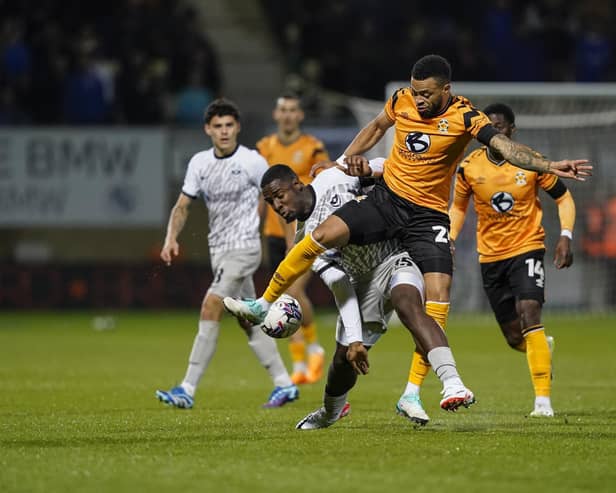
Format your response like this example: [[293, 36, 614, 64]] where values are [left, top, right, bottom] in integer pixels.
[[0, 0, 221, 124]]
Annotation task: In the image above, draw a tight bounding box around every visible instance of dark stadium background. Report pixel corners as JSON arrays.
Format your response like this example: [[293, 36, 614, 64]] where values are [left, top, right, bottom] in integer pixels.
[[1, 0, 615, 310]]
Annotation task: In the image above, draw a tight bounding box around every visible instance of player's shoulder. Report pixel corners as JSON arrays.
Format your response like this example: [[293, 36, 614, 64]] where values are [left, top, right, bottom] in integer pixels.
[[447, 95, 493, 133], [256, 133, 276, 151], [458, 148, 487, 181], [300, 133, 326, 148], [452, 94, 475, 107], [238, 144, 264, 158], [448, 95, 476, 116], [387, 87, 413, 111], [390, 87, 411, 100], [237, 145, 268, 169], [187, 148, 214, 167], [462, 146, 487, 165]]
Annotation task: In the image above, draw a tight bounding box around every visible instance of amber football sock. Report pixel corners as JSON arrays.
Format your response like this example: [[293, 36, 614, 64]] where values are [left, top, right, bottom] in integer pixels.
[[302, 321, 318, 345], [405, 301, 450, 390], [523, 325, 552, 397], [264, 234, 326, 303], [289, 339, 306, 368]]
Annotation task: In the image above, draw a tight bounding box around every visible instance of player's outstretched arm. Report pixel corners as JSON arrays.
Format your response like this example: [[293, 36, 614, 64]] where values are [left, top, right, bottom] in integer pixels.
[[489, 133, 592, 181], [160, 193, 191, 266]]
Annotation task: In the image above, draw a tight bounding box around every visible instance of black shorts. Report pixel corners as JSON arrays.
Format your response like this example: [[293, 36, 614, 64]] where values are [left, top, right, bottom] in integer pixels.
[[266, 236, 286, 275], [481, 249, 546, 324], [333, 179, 452, 274]]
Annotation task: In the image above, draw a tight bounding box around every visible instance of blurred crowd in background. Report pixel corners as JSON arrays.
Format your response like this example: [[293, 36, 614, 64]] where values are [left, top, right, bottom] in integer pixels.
[[1, 0, 615, 309], [264, 0, 615, 99], [1, 0, 615, 126], [0, 0, 220, 125]]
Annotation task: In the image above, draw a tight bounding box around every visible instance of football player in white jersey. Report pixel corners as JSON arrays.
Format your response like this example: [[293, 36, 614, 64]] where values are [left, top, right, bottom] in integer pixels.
[[156, 99, 298, 409], [253, 160, 474, 429]]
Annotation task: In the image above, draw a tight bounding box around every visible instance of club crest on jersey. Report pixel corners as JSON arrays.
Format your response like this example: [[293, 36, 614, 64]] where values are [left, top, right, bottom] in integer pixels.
[[293, 150, 304, 164], [514, 171, 527, 186], [405, 132, 430, 154], [438, 118, 449, 133], [231, 168, 241, 175], [491, 191, 514, 213], [330, 194, 341, 207]]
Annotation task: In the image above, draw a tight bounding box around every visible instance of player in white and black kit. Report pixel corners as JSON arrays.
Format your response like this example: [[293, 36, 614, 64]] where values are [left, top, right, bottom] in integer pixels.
[[156, 99, 298, 409], [256, 160, 473, 428]]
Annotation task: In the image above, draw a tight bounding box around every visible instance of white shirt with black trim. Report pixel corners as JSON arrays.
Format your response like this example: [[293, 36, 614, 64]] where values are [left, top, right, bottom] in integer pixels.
[[182, 145, 268, 255], [297, 161, 397, 280]]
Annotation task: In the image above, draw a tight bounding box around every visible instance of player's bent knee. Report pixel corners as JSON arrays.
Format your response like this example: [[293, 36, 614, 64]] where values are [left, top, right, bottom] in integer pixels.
[[312, 216, 351, 248], [201, 293, 224, 321], [505, 334, 524, 349], [499, 319, 524, 348]]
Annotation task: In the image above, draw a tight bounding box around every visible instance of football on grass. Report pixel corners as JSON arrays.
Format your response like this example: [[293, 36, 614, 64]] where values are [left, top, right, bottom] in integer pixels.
[[260, 294, 302, 338]]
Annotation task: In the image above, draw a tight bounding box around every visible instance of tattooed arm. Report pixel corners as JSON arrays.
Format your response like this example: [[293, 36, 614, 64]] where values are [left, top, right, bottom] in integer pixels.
[[489, 133, 592, 181]]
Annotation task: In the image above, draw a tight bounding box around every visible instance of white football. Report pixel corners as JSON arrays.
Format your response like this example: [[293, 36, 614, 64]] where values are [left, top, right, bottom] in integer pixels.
[[260, 294, 303, 338]]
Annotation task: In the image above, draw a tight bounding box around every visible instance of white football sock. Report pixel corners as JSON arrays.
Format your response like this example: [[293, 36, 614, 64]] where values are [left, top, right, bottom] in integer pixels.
[[427, 346, 464, 388], [256, 297, 272, 312], [181, 382, 196, 396], [248, 325, 292, 387], [404, 382, 421, 396], [535, 396, 552, 408], [182, 320, 220, 394]]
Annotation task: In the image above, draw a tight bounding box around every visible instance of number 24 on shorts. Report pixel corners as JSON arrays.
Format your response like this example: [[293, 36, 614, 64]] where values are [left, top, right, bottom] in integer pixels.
[[432, 225, 449, 244]]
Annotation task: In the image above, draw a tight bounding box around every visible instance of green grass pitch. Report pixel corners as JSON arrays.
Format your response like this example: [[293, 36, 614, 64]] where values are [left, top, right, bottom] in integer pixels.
[[1, 310, 615, 493]]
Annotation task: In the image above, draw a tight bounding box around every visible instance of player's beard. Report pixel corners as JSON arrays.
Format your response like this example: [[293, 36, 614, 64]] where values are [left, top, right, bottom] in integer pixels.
[[418, 105, 437, 118]]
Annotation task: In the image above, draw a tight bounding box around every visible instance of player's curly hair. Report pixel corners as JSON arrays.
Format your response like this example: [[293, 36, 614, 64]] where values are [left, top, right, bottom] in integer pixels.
[[261, 164, 298, 189], [411, 54, 452, 84], [203, 98, 241, 124], [483, 103, 516, 125]]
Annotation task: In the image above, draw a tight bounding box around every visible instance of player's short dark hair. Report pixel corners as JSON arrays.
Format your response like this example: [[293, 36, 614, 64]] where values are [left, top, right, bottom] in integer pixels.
[[261, 164, 298, 189], [411, 54, 452, 84], [483, 103, 515, 125], [277, 91, 303, 108], [203, 98, 241, 124]]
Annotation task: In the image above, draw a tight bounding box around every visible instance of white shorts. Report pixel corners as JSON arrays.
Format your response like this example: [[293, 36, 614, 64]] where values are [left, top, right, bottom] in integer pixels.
[[336, 251, 424, 346], [207, 248, 261, 299]]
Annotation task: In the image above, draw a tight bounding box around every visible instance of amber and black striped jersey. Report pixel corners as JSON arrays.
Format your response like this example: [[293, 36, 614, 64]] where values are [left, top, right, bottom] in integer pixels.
[[383, 88, 497, 214], [452, 147, 566, 263], [256, 133, 329, 238]]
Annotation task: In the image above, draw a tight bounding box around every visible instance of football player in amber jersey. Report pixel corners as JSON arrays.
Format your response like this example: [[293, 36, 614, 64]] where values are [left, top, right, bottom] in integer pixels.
[[223, 55, 591, 420], [448, 103, 576, 418], [257, 93, 329, 385]]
